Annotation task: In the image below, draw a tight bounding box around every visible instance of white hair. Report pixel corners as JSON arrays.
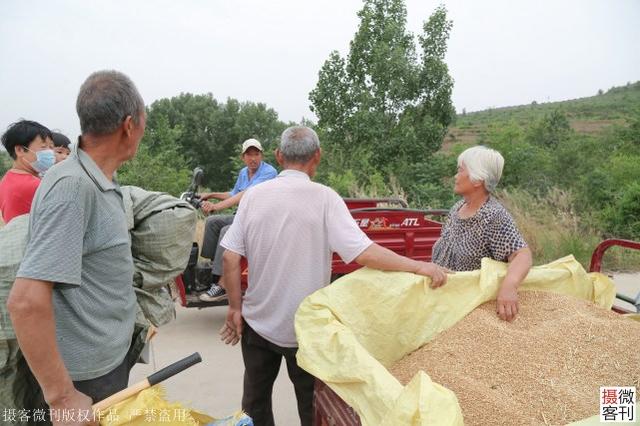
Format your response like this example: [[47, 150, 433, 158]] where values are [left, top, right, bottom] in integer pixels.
[[280, 126, 320, 163], [457, 146, 504, 192]]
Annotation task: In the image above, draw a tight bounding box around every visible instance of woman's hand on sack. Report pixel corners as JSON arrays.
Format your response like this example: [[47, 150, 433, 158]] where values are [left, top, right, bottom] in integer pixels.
[[220, 308, 243, 345], [496, 282, 519, 322], [201, 201, 219, 214], [415, 262, 452, 289]]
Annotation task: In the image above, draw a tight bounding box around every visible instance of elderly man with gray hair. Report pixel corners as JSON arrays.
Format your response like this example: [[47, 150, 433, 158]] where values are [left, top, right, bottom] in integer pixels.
[[8, 70, 146, 425], [432, 145, 533, 322], [219, 126, 450, 426]]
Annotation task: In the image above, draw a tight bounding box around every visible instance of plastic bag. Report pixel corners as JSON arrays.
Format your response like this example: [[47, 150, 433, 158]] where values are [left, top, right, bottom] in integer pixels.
[[295, 255, 616, 426], [98, 385, 252, 426]]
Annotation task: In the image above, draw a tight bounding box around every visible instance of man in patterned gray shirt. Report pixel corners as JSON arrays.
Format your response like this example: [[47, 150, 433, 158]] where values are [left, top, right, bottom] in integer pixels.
[[8, 70, 145, 424]]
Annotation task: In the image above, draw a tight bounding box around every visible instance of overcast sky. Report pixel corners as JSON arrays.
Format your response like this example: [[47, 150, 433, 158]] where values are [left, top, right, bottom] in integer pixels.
[[1, 0, 638, 139]]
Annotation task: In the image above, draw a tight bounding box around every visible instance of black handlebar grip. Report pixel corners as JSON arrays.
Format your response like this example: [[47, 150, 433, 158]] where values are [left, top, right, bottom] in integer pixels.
[[148, 352, 202, 386]]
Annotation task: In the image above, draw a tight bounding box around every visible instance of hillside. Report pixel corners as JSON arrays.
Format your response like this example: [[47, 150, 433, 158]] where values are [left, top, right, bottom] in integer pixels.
[[447, 81, 640, 147]]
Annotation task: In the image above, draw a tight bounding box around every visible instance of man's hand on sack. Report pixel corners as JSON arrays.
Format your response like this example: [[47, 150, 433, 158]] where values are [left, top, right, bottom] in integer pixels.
[[415, 262, 453, 289], [49, 388, 98, 426], [220, 308, 243, 345], [201, 201, 220, 214]]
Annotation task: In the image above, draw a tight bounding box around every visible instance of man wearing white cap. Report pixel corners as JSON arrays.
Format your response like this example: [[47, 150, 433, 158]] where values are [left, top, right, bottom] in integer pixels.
[[199, 138, 277, 302]]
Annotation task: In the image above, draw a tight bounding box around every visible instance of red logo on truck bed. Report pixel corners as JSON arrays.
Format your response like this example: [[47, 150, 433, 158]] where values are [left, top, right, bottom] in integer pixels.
[[355, 216, 422, 230]]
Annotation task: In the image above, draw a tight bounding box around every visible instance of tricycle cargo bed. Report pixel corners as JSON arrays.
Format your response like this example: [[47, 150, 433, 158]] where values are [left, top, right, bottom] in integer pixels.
[[312, 239, 640, 426]]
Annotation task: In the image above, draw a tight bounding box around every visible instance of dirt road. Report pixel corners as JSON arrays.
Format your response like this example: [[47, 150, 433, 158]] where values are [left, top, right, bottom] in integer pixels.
[[129, 305, 299, 424]]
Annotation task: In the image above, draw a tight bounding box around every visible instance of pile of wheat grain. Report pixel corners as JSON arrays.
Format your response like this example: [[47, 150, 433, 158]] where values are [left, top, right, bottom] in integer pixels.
[[389, 291, 640, 425]]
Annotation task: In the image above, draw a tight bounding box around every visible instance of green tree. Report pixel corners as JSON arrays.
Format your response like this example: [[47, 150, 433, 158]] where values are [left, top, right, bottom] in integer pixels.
[[526, 109, 572, 149], [616, 110, 640, 153], [400, 151, 458, 208], [118, 114, 191, 196], [309, 1, 455, 183], [145, 94, 288, 190], [314, 141, 384, 196], [480, 122, 555, 192], [0, 151, 10, 177], [602, 182, 640, 239]]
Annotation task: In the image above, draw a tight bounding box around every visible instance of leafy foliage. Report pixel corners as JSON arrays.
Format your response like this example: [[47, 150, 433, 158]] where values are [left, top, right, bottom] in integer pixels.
[[117, 93, 290, 196], [144, 94, 289, 190], [308, 1, 639, 247], [469, 109, 640, 241], [117, 114, 191, 196], [602, 182, 640, 240], [0, 151, 10, 177], [310, 1, 455, 189], [525, 109, 572, 149]]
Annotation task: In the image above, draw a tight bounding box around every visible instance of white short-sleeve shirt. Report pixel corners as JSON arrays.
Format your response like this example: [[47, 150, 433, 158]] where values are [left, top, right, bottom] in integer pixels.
[[221, 169, 372, 347]]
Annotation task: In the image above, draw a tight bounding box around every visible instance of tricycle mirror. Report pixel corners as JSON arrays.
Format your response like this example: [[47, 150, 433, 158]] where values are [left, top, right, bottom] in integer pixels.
[[192, 167, 204, 187]]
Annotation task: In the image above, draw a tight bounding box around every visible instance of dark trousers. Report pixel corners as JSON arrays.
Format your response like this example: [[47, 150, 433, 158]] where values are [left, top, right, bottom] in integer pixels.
[[2, 324, 145, 425], [73, 323, 145, 403], [201, 215, 234, 275], [72, 353, 131, 403], [241, 321, 315, 426], [9, 344, 133, 426]]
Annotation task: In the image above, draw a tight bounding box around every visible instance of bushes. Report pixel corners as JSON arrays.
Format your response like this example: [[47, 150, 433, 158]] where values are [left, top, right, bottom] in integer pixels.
[[484, 112, 640, 242], [496, 188, 597, 266], [117, 116, 191, 196], [602, 182, 640, 240], [525, 109, 572, 149], [315, 107, 640, 270], [496, 188, 640, 270], [396, 153, 458, 208], [0, 152, 10, 177], [573, 126, 640, 241]]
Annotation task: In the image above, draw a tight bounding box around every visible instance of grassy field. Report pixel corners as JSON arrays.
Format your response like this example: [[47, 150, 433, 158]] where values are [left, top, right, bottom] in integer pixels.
[[457, 81, 640, 125], [497, 189, 640, 271], [445, 81, 640, 149]]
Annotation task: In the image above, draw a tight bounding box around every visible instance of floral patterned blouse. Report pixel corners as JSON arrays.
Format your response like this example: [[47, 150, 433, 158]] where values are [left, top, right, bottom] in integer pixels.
[[432, 196, 528, 271]]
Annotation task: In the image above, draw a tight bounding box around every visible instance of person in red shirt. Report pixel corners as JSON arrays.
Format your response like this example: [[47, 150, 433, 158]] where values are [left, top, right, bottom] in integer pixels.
[[0, 120, 55, 223]]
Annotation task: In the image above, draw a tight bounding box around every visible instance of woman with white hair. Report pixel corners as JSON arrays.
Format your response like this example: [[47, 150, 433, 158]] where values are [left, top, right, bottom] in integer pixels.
[[432, 145, 533, 322]]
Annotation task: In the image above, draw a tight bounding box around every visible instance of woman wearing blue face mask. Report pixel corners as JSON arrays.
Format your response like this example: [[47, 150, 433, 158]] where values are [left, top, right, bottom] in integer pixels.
[[0, 120, 54, 224]]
